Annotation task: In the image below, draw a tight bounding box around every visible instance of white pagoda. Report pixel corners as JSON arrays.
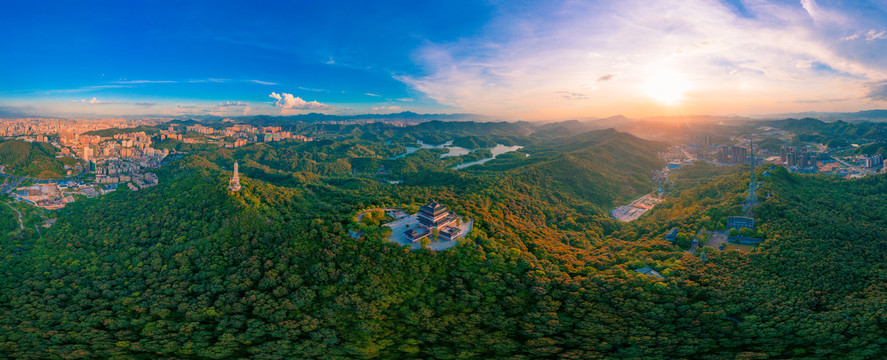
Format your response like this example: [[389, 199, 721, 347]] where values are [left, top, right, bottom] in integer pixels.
[[229, 161, 242, 191]]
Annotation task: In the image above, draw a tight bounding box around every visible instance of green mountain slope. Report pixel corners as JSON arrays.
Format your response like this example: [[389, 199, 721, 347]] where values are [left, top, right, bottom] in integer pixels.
[[0, 125, 884, 358], [0, 140, 75, 179]]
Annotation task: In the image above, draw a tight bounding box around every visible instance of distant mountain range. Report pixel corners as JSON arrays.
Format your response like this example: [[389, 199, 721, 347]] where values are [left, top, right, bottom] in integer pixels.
[[759, 110, 887, 121], [176, 111, 488, 124]]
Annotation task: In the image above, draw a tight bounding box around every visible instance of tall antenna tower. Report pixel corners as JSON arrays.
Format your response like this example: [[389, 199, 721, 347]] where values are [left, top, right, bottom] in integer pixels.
[[744, 139, 758, 215]]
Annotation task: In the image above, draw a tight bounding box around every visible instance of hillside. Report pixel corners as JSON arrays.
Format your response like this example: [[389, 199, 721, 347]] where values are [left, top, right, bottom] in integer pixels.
[[850, 142, 887, 156], [0, 140, 75, 179], [0, 124, 884, 358], [626, 165, 887, 358], [82, 125, 161, 137], [764, 118, 887, 142]]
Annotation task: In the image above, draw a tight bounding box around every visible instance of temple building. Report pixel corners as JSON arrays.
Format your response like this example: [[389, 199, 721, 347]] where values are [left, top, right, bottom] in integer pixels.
[[417, 202, 458, 229], [407, 201, 463, 242], [229, 161, 242, 191]]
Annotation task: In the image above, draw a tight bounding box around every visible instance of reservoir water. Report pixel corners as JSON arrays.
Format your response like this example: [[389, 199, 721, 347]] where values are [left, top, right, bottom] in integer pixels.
[[391, 140, 524, 169]]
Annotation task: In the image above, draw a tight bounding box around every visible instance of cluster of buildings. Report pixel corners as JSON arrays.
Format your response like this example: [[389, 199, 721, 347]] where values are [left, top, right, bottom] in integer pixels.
[[779, 146, 828, 168], [158, 123, 312, 148], [63, 131, 169, 189], [1, 118, 158, 138], [657, 145, 688, 163], [14, 184, 74, 210], [776, 145, 882, 176], [95, 163, 158, 186], [864, 154, 883, 168], [716, 145, 749, 164], [3, 121, 171, 209]]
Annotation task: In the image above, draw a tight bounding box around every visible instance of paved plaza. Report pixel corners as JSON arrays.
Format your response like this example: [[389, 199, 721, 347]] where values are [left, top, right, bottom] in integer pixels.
[[384, 214, 473, 251]]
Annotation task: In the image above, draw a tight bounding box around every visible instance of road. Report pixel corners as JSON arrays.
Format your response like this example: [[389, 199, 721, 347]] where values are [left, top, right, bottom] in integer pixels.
[[0, 168, 87, 184], [4, 202, 24, 230], [680, 146, 698, 161], [832, 157, 876, 176], [1, 177, 23, 194]]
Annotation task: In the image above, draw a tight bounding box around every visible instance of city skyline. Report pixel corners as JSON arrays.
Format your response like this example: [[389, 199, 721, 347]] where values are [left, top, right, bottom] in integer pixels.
[[2, 0, 887, 120]]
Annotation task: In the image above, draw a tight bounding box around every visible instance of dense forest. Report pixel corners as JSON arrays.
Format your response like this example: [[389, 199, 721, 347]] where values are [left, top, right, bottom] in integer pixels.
[[0, 140, 76, 179], [0, 122, 884, 359], [762, 118, 887, 144], [82, 125, 162, 137]]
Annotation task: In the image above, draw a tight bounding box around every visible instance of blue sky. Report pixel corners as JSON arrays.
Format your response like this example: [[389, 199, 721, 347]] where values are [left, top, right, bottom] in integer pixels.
[[2, 0, 887, 119]]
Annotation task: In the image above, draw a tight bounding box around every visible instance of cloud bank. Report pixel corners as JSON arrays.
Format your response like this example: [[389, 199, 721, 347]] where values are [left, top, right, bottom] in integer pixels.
[[269, 92, 333, 111], [398, 0, 887, 119]]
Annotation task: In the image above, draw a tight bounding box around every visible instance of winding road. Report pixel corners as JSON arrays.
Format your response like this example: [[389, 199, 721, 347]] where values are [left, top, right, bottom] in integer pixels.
[[4, 202, 24, 230]]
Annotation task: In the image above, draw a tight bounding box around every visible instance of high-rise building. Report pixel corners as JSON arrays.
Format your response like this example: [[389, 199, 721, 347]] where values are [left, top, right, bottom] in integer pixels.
[[865, 154, 883, 168], [782, 146, 813, 167], [717, 145, 748, 163]]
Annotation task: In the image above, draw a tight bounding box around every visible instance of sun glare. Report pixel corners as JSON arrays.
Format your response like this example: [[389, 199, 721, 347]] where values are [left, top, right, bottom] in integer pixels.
[[644, 72, 690, 105]]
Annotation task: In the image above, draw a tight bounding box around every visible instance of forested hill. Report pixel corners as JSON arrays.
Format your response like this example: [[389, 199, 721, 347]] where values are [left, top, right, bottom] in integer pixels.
[[0, 123, 884, 358], [82, 125, 161, 137], [0, 140, 74, 179], [762, 117, 887, 142], [625, 164, 887, 358], [506, 129, 664, 209]]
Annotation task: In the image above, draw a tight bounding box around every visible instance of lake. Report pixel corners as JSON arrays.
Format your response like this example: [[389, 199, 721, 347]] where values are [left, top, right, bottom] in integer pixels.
[[390, 140, 471, 159], [390, 140, 524, 169], [452, 144, 524, 170]]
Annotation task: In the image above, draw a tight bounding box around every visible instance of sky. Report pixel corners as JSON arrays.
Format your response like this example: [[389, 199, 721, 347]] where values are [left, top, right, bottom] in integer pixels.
[[2, 0, 887, 120]]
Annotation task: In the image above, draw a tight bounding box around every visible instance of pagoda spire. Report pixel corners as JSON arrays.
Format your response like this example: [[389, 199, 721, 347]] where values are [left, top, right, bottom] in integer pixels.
[[229, 161, 241, 191]]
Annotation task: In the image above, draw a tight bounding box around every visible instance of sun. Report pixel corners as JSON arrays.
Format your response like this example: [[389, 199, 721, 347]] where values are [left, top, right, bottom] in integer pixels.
[[644, 72, 691, 105]]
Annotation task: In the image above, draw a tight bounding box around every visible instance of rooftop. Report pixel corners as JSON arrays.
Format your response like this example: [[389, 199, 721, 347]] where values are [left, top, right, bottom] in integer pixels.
[[634, 266, 665, 279], [419, 201, 448, 214]]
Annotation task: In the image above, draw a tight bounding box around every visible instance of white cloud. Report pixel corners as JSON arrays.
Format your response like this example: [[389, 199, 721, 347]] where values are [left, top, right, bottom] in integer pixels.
[[800, 0, 845, 24], [218, 101, 249, 107], [187, 78, 229, 83], [865, 29, 887, 41], [795, 59, 816, 69], [164, 104, 197, 115], [249, 80, 277, 85], [111, 80, 176, 84], [78, 97, 118, 105], [269, 92, 333, 111], [365, 93, 381, 97], [371, 105, 403, 113]]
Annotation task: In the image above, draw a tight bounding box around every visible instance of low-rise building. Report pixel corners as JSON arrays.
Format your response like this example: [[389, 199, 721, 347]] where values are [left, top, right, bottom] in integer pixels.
[[727, 216, 754, 230], [665, 228, 678, 242], [634, 266, 665, 279]]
